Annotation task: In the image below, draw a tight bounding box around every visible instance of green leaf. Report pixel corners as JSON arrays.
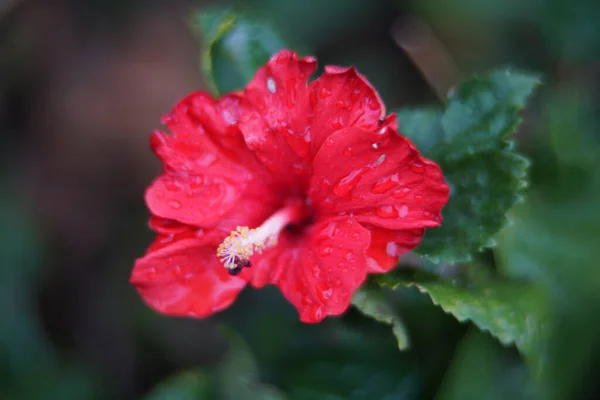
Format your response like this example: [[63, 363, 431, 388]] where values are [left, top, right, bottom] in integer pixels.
[[190, 8, 288, 95], [436, 69, 541, 161], [351, 287, 410, 350], [396, 107, 443, 157], [417, 150, 529, 263], [215, 330, 288, 400], [144, 370, 212, 400], [404, 69, 540, 263], [376, 273, 549, 362]]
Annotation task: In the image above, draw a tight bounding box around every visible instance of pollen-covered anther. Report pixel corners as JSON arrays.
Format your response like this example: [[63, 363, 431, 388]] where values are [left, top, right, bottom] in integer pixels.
[[216, 205, 305, 275], [217, 226, 263, 274]]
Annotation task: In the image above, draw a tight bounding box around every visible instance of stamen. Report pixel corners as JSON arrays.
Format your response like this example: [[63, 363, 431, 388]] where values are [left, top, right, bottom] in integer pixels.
[[217, 203, 306, 275]]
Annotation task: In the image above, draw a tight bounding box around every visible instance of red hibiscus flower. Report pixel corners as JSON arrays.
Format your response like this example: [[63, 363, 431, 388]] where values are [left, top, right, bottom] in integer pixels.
[[130, 50, 449, 323]]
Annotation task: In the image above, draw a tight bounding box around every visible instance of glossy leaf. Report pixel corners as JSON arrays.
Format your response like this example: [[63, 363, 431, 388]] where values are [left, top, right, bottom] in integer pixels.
[[417, 150, 529, 263], [351, 287, 410, 350], [377, 273, 549, 361], [436, 69, 541, 161], [190, 8, 287, 95], [405, 69, 540, 263]]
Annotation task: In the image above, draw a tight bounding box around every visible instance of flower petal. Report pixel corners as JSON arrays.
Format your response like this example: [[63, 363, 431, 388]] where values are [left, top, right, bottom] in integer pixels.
[[149, 192, 283, 249], [146, 92, 276, 228], [148, 216, 195, 235], [364, 226, 425, 273], [131, 233, 246, 317], [306, 65, 385, 150], [239, 50, 317, 185], [260, 217, 371, 323], [239, 51, 387, 188], [309, 118, 449, 230]]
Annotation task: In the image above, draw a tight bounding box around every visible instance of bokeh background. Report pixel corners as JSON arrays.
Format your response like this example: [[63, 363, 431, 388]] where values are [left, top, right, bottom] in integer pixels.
[[1, 0, 599, 399]]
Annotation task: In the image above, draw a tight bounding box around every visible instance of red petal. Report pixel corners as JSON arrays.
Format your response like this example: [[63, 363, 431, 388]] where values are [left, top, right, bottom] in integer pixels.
[[259, 217, 371, 323], [239, 50, 317, 186], [148, 216, 195, 235], [146, 92, 276, 228], [238, 51, 386, 188], [364, 226, 424, 273], [306, 65, 385, 151], [131, 234, 246, 317], [309, 119, 449, 230]]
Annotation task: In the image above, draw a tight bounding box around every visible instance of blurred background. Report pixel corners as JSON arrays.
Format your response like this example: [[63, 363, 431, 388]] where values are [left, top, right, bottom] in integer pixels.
[[1, 0, 599, 399]]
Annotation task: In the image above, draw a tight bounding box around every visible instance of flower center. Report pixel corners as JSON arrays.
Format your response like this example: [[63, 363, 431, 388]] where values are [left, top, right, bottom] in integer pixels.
[[217, 202, 308, 275]]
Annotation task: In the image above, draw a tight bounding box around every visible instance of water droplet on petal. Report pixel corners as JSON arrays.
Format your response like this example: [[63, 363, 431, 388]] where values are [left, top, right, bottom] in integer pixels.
[[345, 251, 355, 262], [371, 176, 396, 194], [410, 162, 425, 174], [164, 179, 182, 191], [292, 162, 306, 175], [372, 154, 386, 167], [320, 246, 333, 256], [371, 143, 379, 149], [333, 167, 369, 197], [330, 119, 343, 130], [312, 306, 323, 321], [316, 282, 333, 301], [169, 200, 181, 209], [414, 194, 423, 201], [320, 87, 331, 99], [197, 153, 218, 167], [343, 147, 353, 156], [392, 187, 411, 198], [267, 77, 276, 93], [386, 242, 399, 257], [311, 264, 321, 278], [302, 295, 314, 306], [333, 278, 342, 287], [367, 98, 380, 110], [325, 138, 335, 147], [398, 204, 409, 218], [336, 100, 345, 109], [190, 175, 204, 189], [376, 205, 399, 218]]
